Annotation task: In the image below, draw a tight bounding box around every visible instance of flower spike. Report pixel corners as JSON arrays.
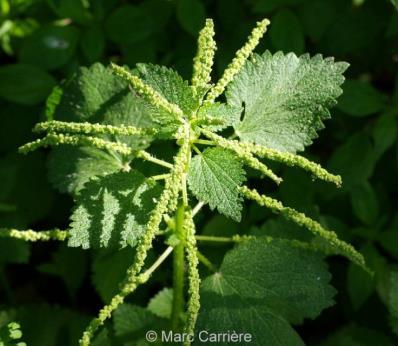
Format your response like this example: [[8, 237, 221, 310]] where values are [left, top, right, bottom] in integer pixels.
[[192, 18, 217, 91], [19, 133, 133, 156], [111, 62, 184, 120], [205, 18, 270, 102], [34, 120, 155, 137], [240, 186, 367, 271]]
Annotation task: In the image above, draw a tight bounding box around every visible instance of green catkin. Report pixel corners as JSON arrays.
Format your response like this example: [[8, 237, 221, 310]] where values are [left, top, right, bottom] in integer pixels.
[[192, 18, 217, 90], [79, 125, 191, 346], [34, 120, 155, 137], [202, 129, 341, 186], [205, 19, 270, 103], [240, 141, 342, 187], [110, 62, 185, 120], [183, 210, 201, 345], [0, 229, 68, 242], [239, 186, 366, 270], [19, 133, 133, 156], [202, 129, 282, 184]]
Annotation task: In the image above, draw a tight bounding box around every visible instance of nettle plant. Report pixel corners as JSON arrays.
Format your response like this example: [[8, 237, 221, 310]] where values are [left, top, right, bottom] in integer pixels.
[[3, 18, 369, 345]]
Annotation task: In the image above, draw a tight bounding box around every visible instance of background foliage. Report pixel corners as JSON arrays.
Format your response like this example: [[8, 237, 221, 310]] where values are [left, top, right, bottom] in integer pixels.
[[0, 0, 398, 345]]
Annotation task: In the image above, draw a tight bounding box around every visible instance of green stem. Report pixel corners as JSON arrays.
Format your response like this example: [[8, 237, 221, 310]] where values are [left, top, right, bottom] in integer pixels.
[[195, 234, 255, 243], [197, 251, 217, 272], [171, 202, 185, 331], [195, 235, 235, 243]]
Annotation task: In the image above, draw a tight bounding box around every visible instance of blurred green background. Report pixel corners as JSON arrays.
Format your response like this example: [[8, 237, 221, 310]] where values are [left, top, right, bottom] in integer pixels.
[[0, 0, 398, 345]]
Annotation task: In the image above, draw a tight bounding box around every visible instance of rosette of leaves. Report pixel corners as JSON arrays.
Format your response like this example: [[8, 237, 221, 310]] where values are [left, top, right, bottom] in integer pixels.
[[5, 18, 369, 346]]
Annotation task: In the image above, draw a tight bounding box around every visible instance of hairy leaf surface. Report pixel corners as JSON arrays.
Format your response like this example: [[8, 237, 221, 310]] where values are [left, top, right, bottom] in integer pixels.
[[48, 146, 127, 194], [196, 239, 336, 345], [48, 63, 155, 194], [114, 304, 168, 341], [68, 170, 161, 249], [227, 51, 348, 152], [147, 287, 173, 319], [188, 147, 245, 221]]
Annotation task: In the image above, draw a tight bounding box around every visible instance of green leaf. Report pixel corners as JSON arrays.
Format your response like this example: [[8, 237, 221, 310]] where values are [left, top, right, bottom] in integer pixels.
[[388, 270, 398, 318], [37, 245, 87, 297], [68, 170, 161, 249], [0, 238, 29, 264], [350, 181, 379, 225], [297, 0, 336, 41], [48, 63, 156, 194], [114, 304, 167, 341], [48, 146, 128, 195], [321, 325, 395, 346], [18, 25, 80, 71], [337, 80, 385, 117], [197, 239, 335, 345], [47, 0, 92, 24], [105, 5, 153, 45], [147, 288, 173, 319], [391, 0, 398, 11], [378, 230, 398, 259], [80, 25, 105, 63], [328, 133, 375, 188], [372, 112, 397, 159], [12, 304, 89, 346], [176, 0, 206, 36], [347, 245, 381, 310], [54, 63, 155, 133], [228, 51, 348, 153], [270, 9, 305, 54], [188, 147, 246, 221], [196, 102, 243, 132], [0, 64, 56, 105], [251, 0, 304, 13], [92, 248, 135, 303], [136, 63, 198, 128]]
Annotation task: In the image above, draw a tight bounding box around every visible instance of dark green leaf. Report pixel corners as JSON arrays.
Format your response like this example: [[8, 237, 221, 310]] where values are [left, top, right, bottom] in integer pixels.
[[19, 25, 80, 71], [114, 304, 168, 341], [328, 133, 375, 188], [337, 80, 385, 117], [92, 248, 135, 303], [38, 245, 87, 297], [105, 5, 153, 45], [197, 239, 335, 345], [0, 64, 56, 105], [270, 9, 305, 54], [48, 146, 127, 195], [176, 0, 206, 36], [80, 25, 105, 63], [350, 181, 379, 225]]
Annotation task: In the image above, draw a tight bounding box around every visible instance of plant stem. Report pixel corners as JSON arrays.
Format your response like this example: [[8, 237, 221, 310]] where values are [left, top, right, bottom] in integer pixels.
[[197, 251, 217, 272], [137, 150, 173, 169], [195, 235, 235, 243], [193, 139, 215, 146], [171, 202, 185, 331], [143, 246, 174, 278], [192, 202, 205, 217]]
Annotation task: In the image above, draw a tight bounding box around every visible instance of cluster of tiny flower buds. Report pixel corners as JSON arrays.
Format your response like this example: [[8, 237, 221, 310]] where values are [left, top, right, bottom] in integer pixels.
[[239, 186, 366, 271], [111, 62, 185, 120], [33, 120, 155, 137], [19, 133, 133, 156], [192, 18, 217, 90], [183, 210, 201, 342], [205, 19, 270, 103]]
